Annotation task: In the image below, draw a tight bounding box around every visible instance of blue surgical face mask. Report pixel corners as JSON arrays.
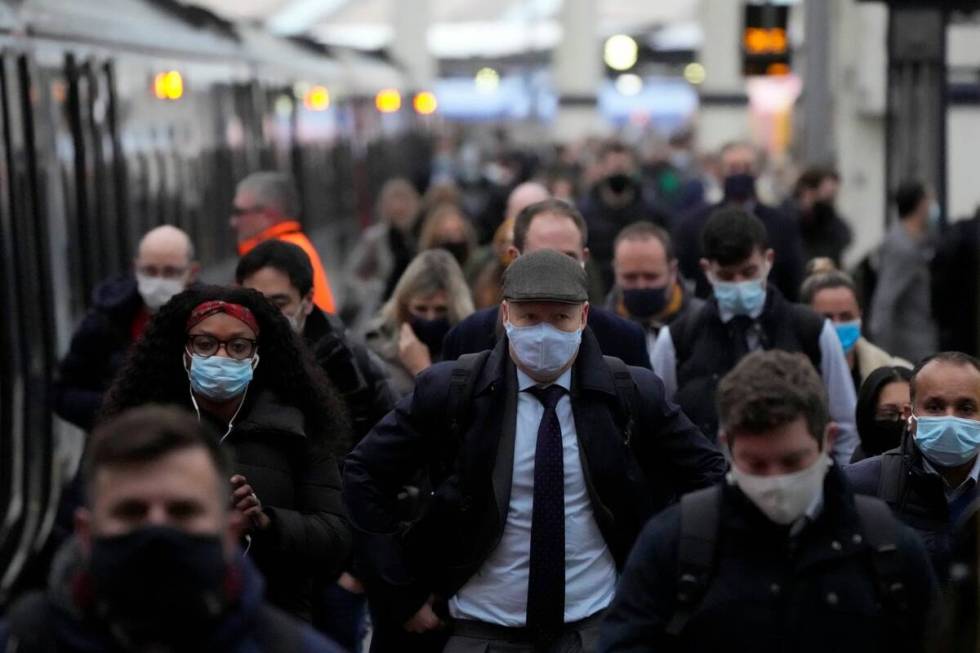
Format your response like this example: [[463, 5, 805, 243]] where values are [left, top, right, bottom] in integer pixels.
[[710, 270, 768, 319], [912, 414, 980, 468], [504, 320, 583, 378], [834, 319, 861, 354], [188, 354, 257, 402]]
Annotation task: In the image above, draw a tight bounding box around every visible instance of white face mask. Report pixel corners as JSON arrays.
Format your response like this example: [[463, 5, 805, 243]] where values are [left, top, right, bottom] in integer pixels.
[[286, 302, 308, 334], [136, 273, 185, 312], [729, 453, 831, 525]]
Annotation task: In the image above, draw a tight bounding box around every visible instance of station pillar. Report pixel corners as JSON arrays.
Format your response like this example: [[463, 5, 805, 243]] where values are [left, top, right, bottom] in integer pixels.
[[391, 0, 436, 91], [696, 0, 749, 152], [551, 0, 604, 143]]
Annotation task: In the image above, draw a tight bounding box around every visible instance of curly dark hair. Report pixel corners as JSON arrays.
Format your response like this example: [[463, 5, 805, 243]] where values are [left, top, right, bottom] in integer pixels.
[[101, 285, 350, 453]]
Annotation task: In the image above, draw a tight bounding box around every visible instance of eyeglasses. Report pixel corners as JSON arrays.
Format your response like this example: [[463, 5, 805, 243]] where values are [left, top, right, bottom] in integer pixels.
[[186, 334, 257, 360], [137, 265, 188, 279]]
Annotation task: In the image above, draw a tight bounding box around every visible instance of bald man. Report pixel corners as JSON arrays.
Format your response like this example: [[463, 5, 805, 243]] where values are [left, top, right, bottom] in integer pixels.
[[505, 181, 550, 222], [54, 225, 198, 430]]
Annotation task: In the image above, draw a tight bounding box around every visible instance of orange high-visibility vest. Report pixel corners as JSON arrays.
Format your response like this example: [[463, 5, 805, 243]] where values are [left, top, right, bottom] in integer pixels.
[[238, 221, 337, 313]]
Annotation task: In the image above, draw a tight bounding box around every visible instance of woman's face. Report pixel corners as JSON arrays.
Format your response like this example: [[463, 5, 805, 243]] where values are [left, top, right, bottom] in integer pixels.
[[185, 313, 258, 361], [405, 290, 449, 322], [876, 380, 911, 422], [811, 286, 861, 324], [434, 212, 467, 243]]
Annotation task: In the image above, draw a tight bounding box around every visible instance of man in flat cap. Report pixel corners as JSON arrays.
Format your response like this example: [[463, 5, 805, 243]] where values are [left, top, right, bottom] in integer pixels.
[[344, 250, 726, 653]]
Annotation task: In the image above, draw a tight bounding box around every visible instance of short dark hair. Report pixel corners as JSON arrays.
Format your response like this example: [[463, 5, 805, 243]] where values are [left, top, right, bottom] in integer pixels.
[[701, 207, 769, 265], [910, 351, 980, 403], [235, 239, 314, 297], [794, 166, 836, 196], [718, 350, 830, 445], [895, 181, 927, 219], [84, 405, 232, 502], [513, 198, 588, 253], [613, 221, 675, 261]]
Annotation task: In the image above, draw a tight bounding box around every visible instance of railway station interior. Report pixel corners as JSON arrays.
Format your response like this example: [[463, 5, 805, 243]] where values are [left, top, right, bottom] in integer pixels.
[[1, 0, 980, 651]]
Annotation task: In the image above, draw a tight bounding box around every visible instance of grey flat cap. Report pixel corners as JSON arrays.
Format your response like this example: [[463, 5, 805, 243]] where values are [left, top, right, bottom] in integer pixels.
[[502, 249, 588, 303]]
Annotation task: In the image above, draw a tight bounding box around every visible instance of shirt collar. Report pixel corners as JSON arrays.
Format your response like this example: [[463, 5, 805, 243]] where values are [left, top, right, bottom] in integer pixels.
[[516, 366, 572, 393], [921, 453, 980, 498]]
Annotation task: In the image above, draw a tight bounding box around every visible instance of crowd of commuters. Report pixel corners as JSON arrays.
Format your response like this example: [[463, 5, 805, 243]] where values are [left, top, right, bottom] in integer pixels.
[[5, 130, 980, 653]]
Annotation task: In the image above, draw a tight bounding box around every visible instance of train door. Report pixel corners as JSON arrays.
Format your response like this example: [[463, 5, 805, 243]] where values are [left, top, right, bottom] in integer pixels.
[[0, 50, 60, 604]]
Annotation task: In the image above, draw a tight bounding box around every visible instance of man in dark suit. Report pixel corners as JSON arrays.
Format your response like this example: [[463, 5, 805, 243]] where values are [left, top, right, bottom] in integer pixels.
[[673, 142, 805, 301], [442, 198, 652, 369], [345, 250, 726, 653]]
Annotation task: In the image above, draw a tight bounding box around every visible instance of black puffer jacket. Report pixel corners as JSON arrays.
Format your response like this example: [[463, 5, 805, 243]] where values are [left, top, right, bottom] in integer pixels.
[[213, 390, 351, 621], [53, 276, 145, 430], [303, 308, 395, 445]]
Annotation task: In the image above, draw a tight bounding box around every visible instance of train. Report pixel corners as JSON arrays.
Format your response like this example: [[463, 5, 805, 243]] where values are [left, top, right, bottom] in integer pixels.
[[0, 0, 426, 602]]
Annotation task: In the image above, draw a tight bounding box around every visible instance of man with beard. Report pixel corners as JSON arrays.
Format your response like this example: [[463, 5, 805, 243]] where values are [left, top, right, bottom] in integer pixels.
[[0, 406, 342, 652]]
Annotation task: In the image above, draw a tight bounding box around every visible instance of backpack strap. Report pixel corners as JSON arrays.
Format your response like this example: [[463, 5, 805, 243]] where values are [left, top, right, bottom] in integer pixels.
[[602, 355, 638, 445], [446, 351, 492, 442], [789, 305, 825, 372], [877, 449, 908, 506], [669, 303, 707, 365], [853, 494, 911, 616], [665, 485, 723, 637]]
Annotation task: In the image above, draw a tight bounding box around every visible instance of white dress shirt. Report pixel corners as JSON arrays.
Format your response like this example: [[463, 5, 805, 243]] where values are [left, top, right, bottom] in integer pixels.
[[448, 367, 618, 626], [651, 317, 859, 466]]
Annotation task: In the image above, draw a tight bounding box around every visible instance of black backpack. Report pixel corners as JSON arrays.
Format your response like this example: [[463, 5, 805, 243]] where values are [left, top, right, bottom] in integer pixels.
[[665, 486, 913, 636]]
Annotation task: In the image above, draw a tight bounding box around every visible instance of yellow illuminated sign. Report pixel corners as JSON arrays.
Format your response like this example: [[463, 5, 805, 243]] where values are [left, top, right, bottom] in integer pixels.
[[413, 91, 438, 115], [304, 85, 330, 111], [153, 70, 184, 100], [375, 88, 402, 113]]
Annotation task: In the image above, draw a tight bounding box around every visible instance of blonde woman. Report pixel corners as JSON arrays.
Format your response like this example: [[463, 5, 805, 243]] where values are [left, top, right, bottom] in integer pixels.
[[417, 202, 478, 269], [363, 249, 475, 397]]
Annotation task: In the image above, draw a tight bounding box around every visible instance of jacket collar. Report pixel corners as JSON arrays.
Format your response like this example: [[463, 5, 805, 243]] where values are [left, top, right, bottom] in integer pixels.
[[237, 220, 303, 255]]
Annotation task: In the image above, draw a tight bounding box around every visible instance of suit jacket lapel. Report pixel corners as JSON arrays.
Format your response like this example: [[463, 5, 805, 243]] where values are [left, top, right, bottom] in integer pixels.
[[492, 357, 519, 530]]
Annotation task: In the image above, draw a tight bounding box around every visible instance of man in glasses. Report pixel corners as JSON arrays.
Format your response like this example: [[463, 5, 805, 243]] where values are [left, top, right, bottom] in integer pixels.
[[232, 171, 337, 314], [54, 225, 199, 431]]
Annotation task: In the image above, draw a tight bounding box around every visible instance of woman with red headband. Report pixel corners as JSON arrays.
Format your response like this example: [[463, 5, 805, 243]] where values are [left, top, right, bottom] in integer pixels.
[[102, 285, 351, 622]]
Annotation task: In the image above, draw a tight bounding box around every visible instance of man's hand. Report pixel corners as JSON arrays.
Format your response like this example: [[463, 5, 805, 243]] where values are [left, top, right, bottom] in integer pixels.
[[337, 572, 365, 594], [398, 322, 433, 376], [231, 474, 271, 531], [403, 595, 443, 633]]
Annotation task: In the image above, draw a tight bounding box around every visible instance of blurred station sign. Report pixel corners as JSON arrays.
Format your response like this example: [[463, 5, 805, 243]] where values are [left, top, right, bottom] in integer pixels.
[[742, 2, 791, 77]]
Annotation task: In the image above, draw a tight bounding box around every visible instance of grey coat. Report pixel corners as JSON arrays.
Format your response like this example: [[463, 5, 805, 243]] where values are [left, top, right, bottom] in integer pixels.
[[869, 223, 938, 363]]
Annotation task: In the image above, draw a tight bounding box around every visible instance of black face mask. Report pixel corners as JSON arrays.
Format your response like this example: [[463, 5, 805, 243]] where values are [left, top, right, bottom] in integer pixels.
[[605, 173, 634, 195], [89, 527, 230, 647], [409, 316, 451, 357], [437, 241, 469, 266], [723, 173, 757, 203], [811, 200, 837, 223], [622, 285, 671, 319], [864, 418, 907, 457]]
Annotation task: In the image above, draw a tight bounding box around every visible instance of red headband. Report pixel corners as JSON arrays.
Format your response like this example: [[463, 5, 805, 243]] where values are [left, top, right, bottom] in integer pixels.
[[186, 301, 260, 335]]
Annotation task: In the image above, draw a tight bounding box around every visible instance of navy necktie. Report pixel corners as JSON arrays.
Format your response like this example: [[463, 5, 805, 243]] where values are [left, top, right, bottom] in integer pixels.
[[526, 384, 566, 648]]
